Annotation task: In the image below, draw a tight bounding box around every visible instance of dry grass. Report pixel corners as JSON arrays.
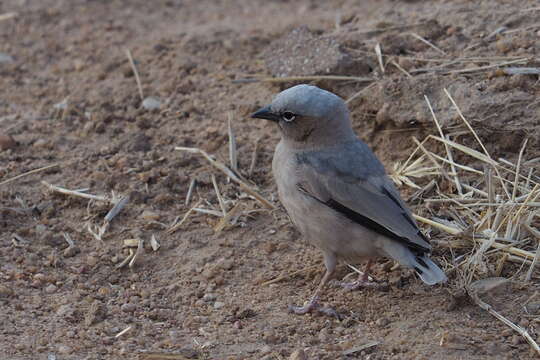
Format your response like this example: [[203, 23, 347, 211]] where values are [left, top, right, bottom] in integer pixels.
[[389, 89, 540, 354]]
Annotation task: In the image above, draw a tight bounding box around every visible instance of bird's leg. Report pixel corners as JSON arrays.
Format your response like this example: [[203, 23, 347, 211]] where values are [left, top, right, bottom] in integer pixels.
[[338, 259, 379, 290], [288, 254, 340, 318]]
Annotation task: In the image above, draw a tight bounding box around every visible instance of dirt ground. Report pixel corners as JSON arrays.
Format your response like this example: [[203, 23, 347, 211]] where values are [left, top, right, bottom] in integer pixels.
[[1, 0, 540, 359]]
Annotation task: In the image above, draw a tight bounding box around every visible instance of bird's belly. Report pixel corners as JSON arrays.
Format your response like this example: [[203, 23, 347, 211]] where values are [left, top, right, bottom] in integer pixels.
[[281, 189, 385, 261]]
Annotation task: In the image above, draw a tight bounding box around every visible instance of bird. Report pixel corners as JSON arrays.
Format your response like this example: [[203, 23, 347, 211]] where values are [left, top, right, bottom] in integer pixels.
[[251, 84, 447, 316]]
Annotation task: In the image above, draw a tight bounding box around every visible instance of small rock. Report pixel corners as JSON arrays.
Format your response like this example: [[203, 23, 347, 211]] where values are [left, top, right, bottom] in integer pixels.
[[140, 210, 160, 221], [501, 329, 513, 337], [0, 284, 14, 298], [45, 284, 57, 294], [33, 138, 48, 148], [469, 277, 510, 295], [289, 349, 307, 360], [121, 303, 136, 313], [57, 344, 72, 355], [511, 334, 522, 346], [33, 273, 47, 282], [0, 52, 14, 64], [86, 255, 99, 267], [142, 97, 161, 111], [0, 134, 16, 150], [213, 301, 225, 309], [202, 293, 217, 302], [63, 246, 80, 258]]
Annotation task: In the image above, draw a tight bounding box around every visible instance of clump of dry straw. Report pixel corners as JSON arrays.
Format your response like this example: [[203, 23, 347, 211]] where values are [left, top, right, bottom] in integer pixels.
[[390, 88, 540, 354]]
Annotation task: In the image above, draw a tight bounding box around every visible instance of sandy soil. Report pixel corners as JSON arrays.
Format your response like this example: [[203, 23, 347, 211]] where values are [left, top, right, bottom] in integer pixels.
[[1, 0, 540, 359]]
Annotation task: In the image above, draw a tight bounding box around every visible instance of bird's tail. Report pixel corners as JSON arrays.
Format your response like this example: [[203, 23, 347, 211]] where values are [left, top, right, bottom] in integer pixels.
[[382, 240, 447, 285], [413, 254, 447, 285]]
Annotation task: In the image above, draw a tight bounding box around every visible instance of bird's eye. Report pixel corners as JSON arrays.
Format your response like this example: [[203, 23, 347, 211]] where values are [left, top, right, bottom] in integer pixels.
[[282, 111, 296, 122]]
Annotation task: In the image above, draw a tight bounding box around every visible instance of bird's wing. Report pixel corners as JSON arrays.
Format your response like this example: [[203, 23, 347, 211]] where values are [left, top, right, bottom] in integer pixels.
[[296, 141, 430, 253]]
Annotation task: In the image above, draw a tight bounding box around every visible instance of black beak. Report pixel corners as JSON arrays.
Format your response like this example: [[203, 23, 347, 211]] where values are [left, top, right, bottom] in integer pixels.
[[251, 105, 280, 122]]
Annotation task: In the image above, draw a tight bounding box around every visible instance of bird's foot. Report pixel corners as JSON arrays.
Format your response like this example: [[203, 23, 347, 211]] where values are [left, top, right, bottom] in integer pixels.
[[288, 296, 340, 319]]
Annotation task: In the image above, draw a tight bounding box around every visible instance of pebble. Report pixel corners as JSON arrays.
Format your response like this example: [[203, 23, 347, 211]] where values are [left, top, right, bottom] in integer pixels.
[[45, 284, 57, 294], [121, 303, 137, 313], [33, 138, 48, 148], [142, 97, 161, 111], [0, 52, 14, 64], [213, 301, 225, 309], [202, 293, 217, 302], [0, 134, 16, 150], [63, 246, 80, 258], [289, 349, 307, 360], [140, 210, 160, 221], [57, 344, 72, 354], [33, 273, 47, 282], [0, 284, 14, 298]]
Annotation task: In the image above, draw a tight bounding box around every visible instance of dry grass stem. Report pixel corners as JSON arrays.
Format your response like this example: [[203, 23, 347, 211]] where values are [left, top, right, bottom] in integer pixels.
[[410, 32, 446, 55], [175, 146, 274, 209], [444, 58, 528, 74], [227, 111, 238, 174], [166, 199, 203, 235], [0, 163, 60, 187], [233, 75, 373, 84], [413, 214, 462, 235], [375, 43, 385, 73], [42, 181, 110, 202], [62, 232, 75, 247], [129, 238, 144, 268], [116, 249, 134, 269], [104, 196, 129, 222], [0, 12, 17, 21], [261, 264, 321, 286], [211, 174, 227, 216], [214, 202, 243, 232], [390, 59, 412, 78], [512, 138, 528, 201], [424, 95, 463, 196], [125, 49, 144, 101], [150, 234, 160, 251], [345, 82, 377, 104], [471, 293, 540, 355], [193, 207, 223, 217], [115, 326, 132, 338], [185, 178, 196, 205]]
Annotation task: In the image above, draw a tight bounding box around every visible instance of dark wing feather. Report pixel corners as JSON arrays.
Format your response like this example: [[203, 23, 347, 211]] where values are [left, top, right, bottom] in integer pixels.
[[296, 140, 430, 253]]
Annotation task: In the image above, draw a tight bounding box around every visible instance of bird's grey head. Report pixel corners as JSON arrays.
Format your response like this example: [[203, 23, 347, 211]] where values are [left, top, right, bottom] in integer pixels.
[[251, 85, 354, 148]]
